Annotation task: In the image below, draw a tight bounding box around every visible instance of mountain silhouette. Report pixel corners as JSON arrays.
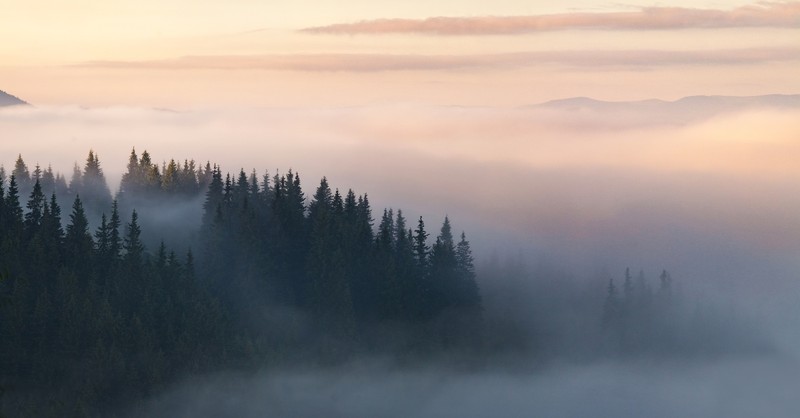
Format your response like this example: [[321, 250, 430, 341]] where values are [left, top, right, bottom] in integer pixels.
[[0, 90, 29, 107]]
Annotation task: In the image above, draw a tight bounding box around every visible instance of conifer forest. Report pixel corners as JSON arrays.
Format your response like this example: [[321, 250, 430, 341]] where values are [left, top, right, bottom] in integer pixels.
[[0, 149, 772, 417]]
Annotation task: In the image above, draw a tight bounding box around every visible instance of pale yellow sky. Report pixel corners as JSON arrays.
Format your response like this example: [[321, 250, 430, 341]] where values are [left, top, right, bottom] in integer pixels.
[[1, 1, 797, 106]]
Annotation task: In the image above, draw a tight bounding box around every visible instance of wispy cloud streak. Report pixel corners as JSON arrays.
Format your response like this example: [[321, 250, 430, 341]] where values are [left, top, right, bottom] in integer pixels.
[[78, 48, 800, 72], [301, 2, 800, 35]]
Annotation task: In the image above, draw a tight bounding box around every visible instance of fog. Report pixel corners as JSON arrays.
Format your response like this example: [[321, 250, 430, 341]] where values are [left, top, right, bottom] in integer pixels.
[[127, 357, 800, 418], [2, 98, 799, 416]]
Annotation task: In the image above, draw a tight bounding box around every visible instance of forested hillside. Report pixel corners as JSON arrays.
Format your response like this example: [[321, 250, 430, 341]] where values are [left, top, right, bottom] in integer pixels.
[[0, 150, 482, 416], [0, 149, 769, 417]]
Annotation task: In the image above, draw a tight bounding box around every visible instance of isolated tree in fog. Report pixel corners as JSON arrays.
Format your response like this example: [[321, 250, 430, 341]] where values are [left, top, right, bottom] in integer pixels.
[[603, 278, 620, 326], [455, 231, 481, 309], [659, 270, 672, 295]]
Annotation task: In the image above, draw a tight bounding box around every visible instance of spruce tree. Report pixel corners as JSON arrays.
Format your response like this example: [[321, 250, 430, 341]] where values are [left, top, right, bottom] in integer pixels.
[[41, 165, 56, 196], [124, 210, 145, 270], [120, 147, 141, 197], [24, 178, 45, 234], [68, 162, 82, 195], [413, 216, 429, 271], [64, 195, 94, 281], [5, 175, 22, 222], [109, 200, 122, 260], [455, 231, 481, 309], [12, 154, 31, 197]]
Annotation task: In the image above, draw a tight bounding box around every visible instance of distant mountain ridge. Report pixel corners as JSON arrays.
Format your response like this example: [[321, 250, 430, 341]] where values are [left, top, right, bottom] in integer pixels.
[[538, 94, 800, 111], [0, 90, 28, 107], [532, 94, 800, 127]]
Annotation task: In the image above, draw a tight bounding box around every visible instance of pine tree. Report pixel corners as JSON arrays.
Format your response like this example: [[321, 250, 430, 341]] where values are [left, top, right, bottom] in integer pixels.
[[248, 169, 260, 197], [455, 231, 481, 309], [603, 278, 620, 326], [179, 159, 199, 195], [623, 267, 634, 305], [308, 177, 332, 222], [0, 169, 6, 239], [393, 210, 417, 320], [12, 154, 31, 197], [41, 165, 56, 196], [69, 162, 82, 195], [124, 210, 145, 270], [376, 208, 395, 251], [307, 178, 355, 336], [120, 148, 141, 197], [140, 150, 161, 194], [201, 165, 224, 242], [24, 178, 46, 234], [162, 159, 179, 193], [95, 214, 111, 261], [64, 195, 94, 281], [109, 200, 122, 260], [413, 216, 430, 271], [5, 175, 23, 224], [374, 208, 401, 320]]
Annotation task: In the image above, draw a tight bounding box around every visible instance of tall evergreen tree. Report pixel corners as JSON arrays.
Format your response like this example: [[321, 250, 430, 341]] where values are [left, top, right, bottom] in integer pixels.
[[64, 196, 94, 280], [413, 216, 430, 271], [78, 151, 113, 220], [40, 165, 56, 196], [24, 178, 45, 235], [455, 231, 481, 309], [120, 147, 141, 197], [109, 200, 122, 260], [68, 163, 82, 195], [202, 166, 224, 228], [124, 210, 145, 270], [5, 175, 23, 229], [12, 154, 31, 197]]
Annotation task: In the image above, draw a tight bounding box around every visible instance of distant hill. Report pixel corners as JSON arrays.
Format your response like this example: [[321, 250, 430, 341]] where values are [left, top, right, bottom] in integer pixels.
[[537, 94, 800, 112], [533, 94, 800, 127], [0, 90, 29, 107]]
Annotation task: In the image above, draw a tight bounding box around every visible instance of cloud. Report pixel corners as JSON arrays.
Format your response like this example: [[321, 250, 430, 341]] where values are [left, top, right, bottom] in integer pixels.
[[77, 47, 800, 72], [301, 2, 800, 35]]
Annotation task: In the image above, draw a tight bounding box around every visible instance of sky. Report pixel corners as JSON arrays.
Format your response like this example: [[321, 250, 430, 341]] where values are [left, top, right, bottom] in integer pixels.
[[1, 1, 798, 106]]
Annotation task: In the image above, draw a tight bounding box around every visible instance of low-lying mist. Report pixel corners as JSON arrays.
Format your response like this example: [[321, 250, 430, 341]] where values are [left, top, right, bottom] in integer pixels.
[[128, 356, 800, 418], [2, 99, 799, 416]]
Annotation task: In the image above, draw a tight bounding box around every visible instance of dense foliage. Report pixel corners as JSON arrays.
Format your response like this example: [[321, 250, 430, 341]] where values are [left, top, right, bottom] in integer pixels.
[[0, 150, 482, 416], [0, 150, 760, 417]]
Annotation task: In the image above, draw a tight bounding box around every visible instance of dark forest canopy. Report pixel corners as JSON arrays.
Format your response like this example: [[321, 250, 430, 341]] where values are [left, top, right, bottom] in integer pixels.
[[0, 149, 483, 416], [0, 149, 765, 417]]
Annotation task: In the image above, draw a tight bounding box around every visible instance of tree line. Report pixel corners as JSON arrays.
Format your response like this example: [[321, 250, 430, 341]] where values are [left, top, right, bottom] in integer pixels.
[[0, 149, 483, 416]]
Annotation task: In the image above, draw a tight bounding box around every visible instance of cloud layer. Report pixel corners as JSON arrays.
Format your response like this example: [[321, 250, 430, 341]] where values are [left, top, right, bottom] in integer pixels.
[[78, 47, 800, 72], [302, 2, 800, 35]]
